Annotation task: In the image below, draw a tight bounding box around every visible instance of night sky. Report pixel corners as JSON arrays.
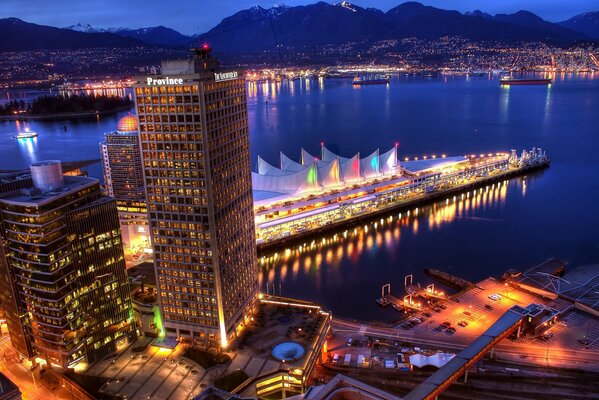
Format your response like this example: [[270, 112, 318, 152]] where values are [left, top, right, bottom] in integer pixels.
[[0, 0, 596, 35]]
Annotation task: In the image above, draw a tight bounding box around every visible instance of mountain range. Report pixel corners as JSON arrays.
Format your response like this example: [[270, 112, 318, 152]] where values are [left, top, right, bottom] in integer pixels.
[[1, 2, 597, 54], [65, 23, 193, 46], [0, 17, 143, 51]]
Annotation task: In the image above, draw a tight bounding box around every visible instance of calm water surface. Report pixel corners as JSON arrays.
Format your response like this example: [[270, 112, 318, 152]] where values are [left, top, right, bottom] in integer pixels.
[[1, 74, 598, 321]]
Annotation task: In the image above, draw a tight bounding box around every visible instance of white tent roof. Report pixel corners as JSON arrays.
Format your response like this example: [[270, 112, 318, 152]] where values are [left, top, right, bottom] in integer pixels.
[[252, 162, 320, 194], [409, 353, 455, 369], [301, 148, 319, 165], [258, 156, 287, 176], [281, 152, 306, 172], [254, 145, 401, 196]]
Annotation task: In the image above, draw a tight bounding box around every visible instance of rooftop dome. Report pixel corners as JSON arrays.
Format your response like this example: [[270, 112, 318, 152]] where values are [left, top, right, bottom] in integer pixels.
[[117, 114, 138, 133]]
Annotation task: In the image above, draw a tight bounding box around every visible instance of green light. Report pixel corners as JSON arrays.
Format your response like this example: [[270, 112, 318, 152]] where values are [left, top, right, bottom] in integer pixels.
[[153, 305, 165, 338], [307, 165, 317, 185]]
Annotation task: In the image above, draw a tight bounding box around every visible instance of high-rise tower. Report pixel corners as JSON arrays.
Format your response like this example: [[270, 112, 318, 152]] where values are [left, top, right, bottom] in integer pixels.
[[101, 115, 150, 255], [134, 46, 258, 347], [0, 161, 135, 369]]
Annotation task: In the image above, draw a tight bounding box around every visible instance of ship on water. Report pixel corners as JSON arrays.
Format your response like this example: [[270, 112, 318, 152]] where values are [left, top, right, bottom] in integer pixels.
[[499, 74, 552, 86], [252, 145, 549, 248], [352, 75, 390, 85], [14, 128, 38, 139]]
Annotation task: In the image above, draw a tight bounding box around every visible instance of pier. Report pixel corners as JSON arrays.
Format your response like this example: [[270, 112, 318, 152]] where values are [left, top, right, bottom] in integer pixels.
[[257, 157, 549, 254], [376, 278, 445, 313], [424, 268, 476, 290]]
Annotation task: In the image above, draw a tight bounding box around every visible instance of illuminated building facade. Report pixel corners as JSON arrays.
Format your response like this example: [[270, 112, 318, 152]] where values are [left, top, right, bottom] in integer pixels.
[[0, 161, 135, 369], [100, 115, 151, 258], [134, 46, 258, 346]]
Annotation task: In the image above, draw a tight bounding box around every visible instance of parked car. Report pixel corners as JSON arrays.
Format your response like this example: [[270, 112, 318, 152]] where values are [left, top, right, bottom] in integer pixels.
[[458, 320, 469, 327], [578, 338, 590, 347], [485, 304, 494, 310]]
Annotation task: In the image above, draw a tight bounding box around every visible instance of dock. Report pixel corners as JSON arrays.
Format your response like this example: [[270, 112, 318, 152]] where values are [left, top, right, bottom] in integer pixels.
[[424, 268, 476, 290], [377, 283, 426, 313]]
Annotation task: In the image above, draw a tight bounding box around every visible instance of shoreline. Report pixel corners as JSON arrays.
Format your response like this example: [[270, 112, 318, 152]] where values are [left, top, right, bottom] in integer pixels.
[[0, 104, 133, 122]]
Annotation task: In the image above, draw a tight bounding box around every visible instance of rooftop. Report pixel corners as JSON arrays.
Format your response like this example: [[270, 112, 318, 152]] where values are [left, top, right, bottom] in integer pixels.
[[401, 156, 468, 174], [237, 296, 330, 371], [116, 114, 138, 133], [0, 175, 96, 206], [295, 374, 403, 400], [514, 259, 599, 311]]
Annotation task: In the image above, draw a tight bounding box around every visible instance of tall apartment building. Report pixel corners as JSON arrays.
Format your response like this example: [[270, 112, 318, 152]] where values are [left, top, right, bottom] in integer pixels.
[[134, 46, 258, 347], [0, 161, 135, 369], [100, 115, 150, 254]]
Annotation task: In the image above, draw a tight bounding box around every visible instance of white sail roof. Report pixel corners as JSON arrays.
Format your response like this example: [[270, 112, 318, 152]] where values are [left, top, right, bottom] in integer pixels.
[[280, 152, 305, 172], [361, 149, 380, 179], [340, 153, 362, 183], [317, 158, 341, 188], [380, 147, 397, 175], [301, 148, 319, 165], [258, 156, 287, 176], [252, 162, 320, 195], [254, 145, 402, 197], [322, 145, 350, 163]]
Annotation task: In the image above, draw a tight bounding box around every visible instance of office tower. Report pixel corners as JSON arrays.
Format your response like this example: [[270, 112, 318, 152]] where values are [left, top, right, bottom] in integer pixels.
[[100, 115, 150, 254], [134, 46, 258, 347], [0, 161, 135, 369]]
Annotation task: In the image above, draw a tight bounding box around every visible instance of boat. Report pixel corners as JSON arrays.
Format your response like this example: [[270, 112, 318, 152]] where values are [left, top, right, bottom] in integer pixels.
[[499, 75, 552, 86], [352, 75, 389, 85], [14, 128, 38, 139]]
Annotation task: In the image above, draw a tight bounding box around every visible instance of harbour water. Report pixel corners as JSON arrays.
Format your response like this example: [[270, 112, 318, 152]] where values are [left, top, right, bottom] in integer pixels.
[[1, 74, 598, 321]]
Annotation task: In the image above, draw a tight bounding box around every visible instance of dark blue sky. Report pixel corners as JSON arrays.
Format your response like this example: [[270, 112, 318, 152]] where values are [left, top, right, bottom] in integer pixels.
[[0, 0, 596, 35]]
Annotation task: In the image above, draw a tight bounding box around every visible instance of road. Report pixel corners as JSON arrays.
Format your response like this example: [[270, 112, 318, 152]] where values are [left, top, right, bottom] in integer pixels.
[[332, 317, 599, 371], [0, 334, 72, 400]]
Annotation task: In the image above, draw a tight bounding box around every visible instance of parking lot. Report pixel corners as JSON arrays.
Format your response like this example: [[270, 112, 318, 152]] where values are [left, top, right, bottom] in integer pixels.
[[395, 278, 549, 343]]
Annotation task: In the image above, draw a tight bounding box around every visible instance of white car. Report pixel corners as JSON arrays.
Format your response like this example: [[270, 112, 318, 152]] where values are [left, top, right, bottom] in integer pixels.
[[488, 294, 501, 301]]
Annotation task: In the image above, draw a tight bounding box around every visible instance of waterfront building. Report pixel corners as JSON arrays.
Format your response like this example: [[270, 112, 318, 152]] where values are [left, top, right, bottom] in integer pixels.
[[133, 46, 258, 347], [253, 147, 547, 246], [100, 115, 151, 258], [0, 161, 135, 370]]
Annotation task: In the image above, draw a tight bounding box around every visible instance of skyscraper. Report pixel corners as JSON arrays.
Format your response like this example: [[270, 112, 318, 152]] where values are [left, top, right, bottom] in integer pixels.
[[100, 115, 150, 256], [134, 46, 258, 347], [0, 161, 135, 369]]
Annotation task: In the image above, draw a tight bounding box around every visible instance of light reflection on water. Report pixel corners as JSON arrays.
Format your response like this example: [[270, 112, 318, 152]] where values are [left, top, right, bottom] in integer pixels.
[[259, 180, 509, 286], [0, 74, 598, 320]]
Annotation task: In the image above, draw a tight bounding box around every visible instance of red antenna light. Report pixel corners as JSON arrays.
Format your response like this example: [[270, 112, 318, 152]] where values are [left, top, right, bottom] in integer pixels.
[[202, 42, 210, 50], [395, 141, 400, 147]]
